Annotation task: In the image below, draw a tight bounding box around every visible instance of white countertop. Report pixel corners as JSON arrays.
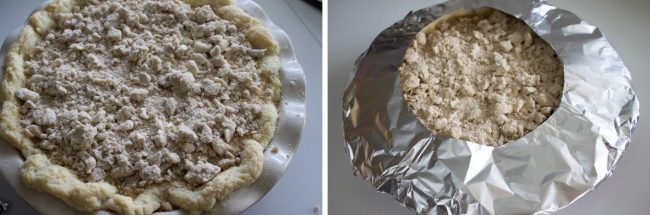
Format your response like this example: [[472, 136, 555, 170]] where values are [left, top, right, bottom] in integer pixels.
[[328, 0, 650, 214], [0, 0, 322, 214]]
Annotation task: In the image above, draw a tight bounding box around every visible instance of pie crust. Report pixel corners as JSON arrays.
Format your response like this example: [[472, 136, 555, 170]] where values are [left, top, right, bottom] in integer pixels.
[[0, 0, 281, 214]]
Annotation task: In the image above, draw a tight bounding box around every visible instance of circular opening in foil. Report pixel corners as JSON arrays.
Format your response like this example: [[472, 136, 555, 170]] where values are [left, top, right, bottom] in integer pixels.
[[398, 7, 564, 147]]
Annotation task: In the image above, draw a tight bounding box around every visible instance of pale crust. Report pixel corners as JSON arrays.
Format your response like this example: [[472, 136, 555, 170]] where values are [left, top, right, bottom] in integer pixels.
[[0, 0, 282, 214]]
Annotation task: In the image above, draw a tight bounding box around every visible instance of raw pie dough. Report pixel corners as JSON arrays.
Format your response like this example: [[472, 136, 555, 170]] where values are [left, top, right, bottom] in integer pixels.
[[0, 0, 281, 214], [399, 7, 564, 146]]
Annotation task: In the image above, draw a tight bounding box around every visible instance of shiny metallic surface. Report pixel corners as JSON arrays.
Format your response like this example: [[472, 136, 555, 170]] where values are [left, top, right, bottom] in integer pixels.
[[0, 0, 306, 214], [341, 0, 640, 214]]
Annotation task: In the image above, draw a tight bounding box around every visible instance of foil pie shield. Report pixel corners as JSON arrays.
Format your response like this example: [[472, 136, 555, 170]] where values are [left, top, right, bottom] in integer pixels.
[[0, 0, 306, 214], [342, 0, 640, 214]]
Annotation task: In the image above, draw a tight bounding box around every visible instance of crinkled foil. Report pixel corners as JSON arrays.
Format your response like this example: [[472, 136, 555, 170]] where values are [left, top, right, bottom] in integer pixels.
[[342, 0, 640, 214]]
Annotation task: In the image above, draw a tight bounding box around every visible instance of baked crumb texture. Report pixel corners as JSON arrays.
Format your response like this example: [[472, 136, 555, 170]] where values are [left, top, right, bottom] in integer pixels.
[[400, 7, 563, 146], [0, 0, 281, 214]]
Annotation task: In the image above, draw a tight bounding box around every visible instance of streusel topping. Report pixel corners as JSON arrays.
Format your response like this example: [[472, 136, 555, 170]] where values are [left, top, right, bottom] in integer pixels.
[[400, 9, 564, 146], [17, 0, 275, 192]]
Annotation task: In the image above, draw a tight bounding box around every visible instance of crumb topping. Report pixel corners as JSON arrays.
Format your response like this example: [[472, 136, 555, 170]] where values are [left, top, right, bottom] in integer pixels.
[[16, 0, 275, 191], [400, 9, 564, 146]]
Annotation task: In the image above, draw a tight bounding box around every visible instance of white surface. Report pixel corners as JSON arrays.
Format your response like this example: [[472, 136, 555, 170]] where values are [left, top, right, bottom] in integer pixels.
[[328, 0, 649, 214], [0, 0, 322, 214]]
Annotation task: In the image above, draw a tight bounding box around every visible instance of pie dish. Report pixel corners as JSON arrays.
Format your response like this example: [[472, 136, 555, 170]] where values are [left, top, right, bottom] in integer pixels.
[[0, 0, 283, 214]]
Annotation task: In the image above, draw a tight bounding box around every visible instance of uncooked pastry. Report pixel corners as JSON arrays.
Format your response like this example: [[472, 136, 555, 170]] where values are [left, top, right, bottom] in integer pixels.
[[399, 7, 563, 146], [0, 0, 281, 214]]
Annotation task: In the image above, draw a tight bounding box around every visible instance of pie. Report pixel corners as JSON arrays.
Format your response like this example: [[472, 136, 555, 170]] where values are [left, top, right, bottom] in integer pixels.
[[399, 7, 564, 146], [0, 0, 281, 214]]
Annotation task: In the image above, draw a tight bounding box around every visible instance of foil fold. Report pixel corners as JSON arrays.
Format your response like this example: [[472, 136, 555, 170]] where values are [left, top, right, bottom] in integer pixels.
[[342, 0, 640, 214]]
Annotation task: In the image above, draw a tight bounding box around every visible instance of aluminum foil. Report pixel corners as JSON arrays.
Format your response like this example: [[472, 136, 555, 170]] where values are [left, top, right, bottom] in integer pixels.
[[342, 0, 640, 214], [0, 0, 306, 214]]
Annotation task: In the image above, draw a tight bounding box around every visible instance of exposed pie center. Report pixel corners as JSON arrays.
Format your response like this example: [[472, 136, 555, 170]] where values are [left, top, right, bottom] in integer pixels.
[[399, 8, 564, 146]]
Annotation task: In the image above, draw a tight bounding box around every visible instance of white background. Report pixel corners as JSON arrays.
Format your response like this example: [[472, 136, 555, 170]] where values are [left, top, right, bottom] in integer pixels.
[[0, 0, 322, 214], [328, 0, 650, 214]]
